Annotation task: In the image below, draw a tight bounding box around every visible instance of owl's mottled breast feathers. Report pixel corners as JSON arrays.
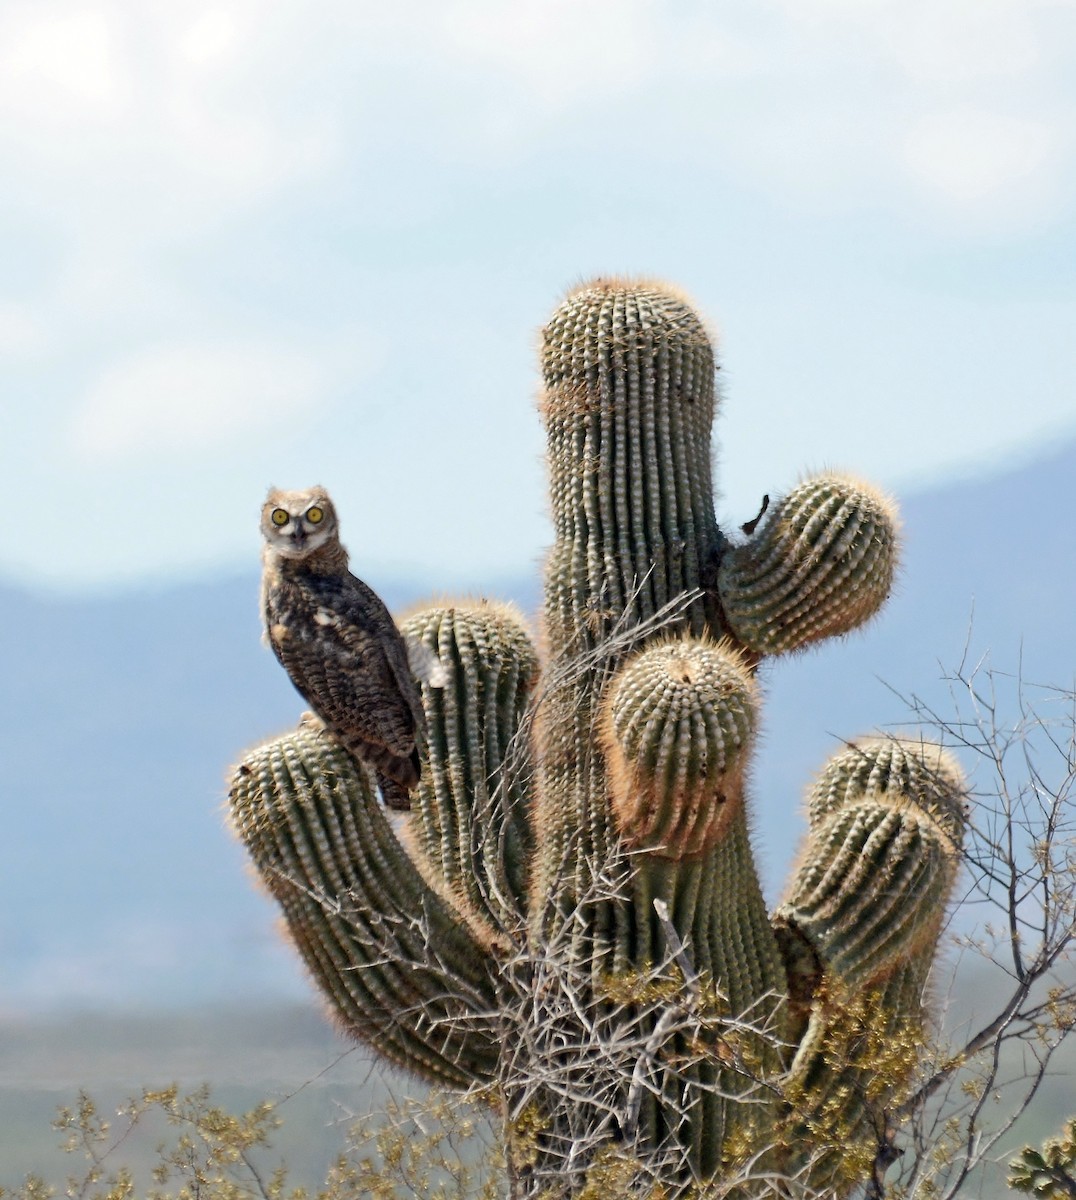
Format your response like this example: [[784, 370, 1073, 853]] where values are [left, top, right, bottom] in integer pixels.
[[262, 563, 422, 765]]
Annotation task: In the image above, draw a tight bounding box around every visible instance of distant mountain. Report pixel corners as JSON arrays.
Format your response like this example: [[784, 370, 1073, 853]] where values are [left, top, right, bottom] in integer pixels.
[[1, 439, 1073, 1012]]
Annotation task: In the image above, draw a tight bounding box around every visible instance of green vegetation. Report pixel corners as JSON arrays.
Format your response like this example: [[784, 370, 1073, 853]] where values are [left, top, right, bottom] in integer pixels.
[[0, 1081, 502, 1200], [1010, 1118, 1076, 1198]]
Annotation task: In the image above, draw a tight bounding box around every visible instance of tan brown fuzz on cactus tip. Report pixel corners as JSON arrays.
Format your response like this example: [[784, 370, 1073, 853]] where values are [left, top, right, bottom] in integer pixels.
[[718, 471, 900, 656], [539, 276, 716, 407], [397, 593, 533, 633], [598, 636, 758, 859], [807, 736, 968, 847], [560, 274, 704, 310]]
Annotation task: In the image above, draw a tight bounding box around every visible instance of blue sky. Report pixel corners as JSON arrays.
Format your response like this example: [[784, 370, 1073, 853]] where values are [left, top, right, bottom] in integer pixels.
[[3, 0, 1075, 594]]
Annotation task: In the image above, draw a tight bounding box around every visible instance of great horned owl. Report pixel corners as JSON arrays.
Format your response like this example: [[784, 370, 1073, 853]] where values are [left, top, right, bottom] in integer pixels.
[[259, 485, 439, 810]]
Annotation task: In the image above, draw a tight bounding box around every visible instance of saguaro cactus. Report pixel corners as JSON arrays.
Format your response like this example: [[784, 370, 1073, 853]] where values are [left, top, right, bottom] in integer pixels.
[[228, 280, 967, 1198]]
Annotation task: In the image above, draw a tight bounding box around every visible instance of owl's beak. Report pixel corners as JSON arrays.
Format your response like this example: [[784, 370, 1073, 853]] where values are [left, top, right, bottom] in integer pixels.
[[289, 526, 308, 550]]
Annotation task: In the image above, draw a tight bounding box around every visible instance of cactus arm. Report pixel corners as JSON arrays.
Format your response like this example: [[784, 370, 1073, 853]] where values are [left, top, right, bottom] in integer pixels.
[[402, 601, 538, 933], [717, 473, 899, 656], [228, 720, 501, 1087], [773, 739, 968, 1191], [775, 738, 965, 995], [776, 798, 954, 992], [599, 636, 758, 861]]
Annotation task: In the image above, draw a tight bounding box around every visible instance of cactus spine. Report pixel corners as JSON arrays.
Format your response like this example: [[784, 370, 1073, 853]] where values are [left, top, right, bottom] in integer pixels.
[[228, 279, 965, 1197]]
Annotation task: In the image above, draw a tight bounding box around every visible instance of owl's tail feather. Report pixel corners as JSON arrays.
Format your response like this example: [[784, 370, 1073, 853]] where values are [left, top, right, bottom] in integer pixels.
[[297, 712, 420, 809], [377, 771, 414, 812], [359, 742, 420, 811], [359, 741, 420, 787]]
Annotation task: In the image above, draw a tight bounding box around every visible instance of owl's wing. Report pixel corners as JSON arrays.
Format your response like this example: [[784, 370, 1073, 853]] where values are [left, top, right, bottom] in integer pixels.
[[271, 576, 420, 757], [339, 574, 429, 726]]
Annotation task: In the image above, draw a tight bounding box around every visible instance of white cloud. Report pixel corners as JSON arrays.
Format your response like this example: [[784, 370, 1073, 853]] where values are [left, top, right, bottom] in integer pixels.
[[903, 108, 1058, 214], [768, 0, 1045, 83], [881, 0, 1041, 84], [68, 342, 334, 462], [709, 0, 1073, 225], [0, 2, 335, 213], [177, 8, 241, 65], [436, 0, 655, 104], [0, 7, 126, 123], [0, 302, 46, 356], [0, 0, 1070, 258], [0, 0, 1073, 595]]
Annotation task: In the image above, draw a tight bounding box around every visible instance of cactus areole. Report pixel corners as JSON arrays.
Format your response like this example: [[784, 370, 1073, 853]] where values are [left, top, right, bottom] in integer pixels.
[[229, 279, 966, 1198]]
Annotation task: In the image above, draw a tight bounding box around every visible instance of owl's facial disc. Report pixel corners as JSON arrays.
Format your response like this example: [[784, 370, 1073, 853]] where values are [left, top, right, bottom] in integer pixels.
[[271, 509, 334, 557], [263, 488, 335, 557], [301, 518, 334, 553], [272, 520, 311, 556]]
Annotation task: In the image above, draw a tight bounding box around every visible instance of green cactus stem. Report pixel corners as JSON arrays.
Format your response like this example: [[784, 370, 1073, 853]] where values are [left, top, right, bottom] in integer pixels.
[[532, 283, 762, 943], [533, 280, 723, 936], [525, 282, 794, 1184]]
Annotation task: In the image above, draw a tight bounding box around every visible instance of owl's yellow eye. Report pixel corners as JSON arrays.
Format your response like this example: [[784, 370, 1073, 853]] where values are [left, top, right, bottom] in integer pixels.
[[271, 508, 290, 527], [306, 506, 324, 524]]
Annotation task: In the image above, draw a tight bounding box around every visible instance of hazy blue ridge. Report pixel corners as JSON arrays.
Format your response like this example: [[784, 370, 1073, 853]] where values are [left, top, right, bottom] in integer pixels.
[[1, 441, 1073, 1013]]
